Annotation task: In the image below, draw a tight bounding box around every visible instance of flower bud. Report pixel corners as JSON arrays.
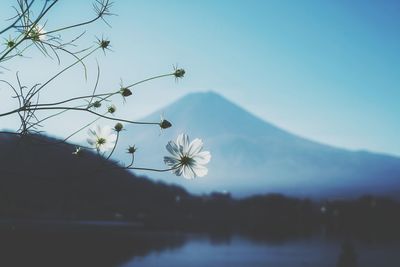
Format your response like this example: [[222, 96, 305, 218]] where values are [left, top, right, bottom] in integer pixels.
[[127, 145, 137, 154], [6, 39, 15, 48], [108, 104, 116, 114], [174, 68, 185, 79], [92, 101, 102, 108], [114, 122, 123, 132], [159, 119, 172, 129], [120, 87, 132, 97], [99, 39, 110, 50]]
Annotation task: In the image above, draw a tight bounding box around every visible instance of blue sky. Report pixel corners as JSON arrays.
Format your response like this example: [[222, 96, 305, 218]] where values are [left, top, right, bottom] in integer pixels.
[[0, 0, 399, 155]]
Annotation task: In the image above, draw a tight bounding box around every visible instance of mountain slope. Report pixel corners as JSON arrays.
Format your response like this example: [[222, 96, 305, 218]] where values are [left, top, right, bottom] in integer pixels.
[[115, 91, 400, 198]]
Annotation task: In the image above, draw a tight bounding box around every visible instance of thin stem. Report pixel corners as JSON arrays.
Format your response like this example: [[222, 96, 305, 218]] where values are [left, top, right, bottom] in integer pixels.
[[42, 0, 112, 36], [62, 112, 105, 143], [126, 154, 135, 168], [0, 0, 35, 35], [25, 106, 160, 126], [27, 47, 100, 101], [0, 107, 22, 118], [126, 73, 174, 89], [105, 131, 119, 161], [33, 92, 116, 107], [24, 103, 88, 131], [126, 167, 175, 172]]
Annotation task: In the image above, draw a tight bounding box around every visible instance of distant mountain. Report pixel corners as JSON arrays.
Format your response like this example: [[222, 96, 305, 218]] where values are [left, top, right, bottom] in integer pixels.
[[115, 91, 400, 198]]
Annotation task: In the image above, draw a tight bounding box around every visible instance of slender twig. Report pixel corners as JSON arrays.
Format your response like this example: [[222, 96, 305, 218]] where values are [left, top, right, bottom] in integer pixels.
[[105, 131, 119, 160], [27, 47, 100, 101], [0, 0, 59, 62], [126, 73, 174, 89], [62, 112, 105, 143], [24, 106, 160, 126], [126, 167, 175, 172], [0, 0, 35, 35], [42, 0, 113, 36]]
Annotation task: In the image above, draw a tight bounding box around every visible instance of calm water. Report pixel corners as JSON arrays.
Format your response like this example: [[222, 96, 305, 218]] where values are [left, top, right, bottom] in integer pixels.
[[120, 234, 400, 267], [0, 226, 399, 267]]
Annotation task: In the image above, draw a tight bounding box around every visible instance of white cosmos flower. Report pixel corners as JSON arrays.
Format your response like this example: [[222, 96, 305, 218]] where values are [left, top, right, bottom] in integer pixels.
[[87, 125, 117, 152], [29, 24, 46, 41], [164, 133, 211, 179]]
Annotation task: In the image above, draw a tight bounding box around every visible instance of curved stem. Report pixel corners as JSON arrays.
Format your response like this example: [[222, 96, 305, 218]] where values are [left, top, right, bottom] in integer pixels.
[[0, 0, 35, 35], [42, 0, 112, 36], [25, 106, 160, 126], [126, 167, 175, 172], [62, 112, 106, 143], [33, 92, 117, 107], [0, 107, 22, 118], [106, 131, 119, 161], [27, 47, 100, 101], [126, 154, 135, 168], [126, 73, 174, 89]]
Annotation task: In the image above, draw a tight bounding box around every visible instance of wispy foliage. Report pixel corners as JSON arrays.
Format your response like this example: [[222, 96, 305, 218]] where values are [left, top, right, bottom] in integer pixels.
[[0, 1, 210, 178]]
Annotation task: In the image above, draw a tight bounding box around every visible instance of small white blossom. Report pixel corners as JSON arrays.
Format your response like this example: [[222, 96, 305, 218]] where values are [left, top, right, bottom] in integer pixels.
[[28, 24, 46, 41], [87, 125, 117, 152], [164, 133, 211, 179]]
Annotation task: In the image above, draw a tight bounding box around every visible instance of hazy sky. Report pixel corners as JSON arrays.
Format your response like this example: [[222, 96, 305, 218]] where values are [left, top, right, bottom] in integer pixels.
[[0, 0, 399, 156]]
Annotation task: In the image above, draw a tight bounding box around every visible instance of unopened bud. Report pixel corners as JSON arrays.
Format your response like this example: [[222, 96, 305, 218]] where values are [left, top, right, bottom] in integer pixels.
[[6, 39, 15, 48], [120, 87, 132, 97], [99, 39, 110, 50], [114, 122, 123, 132], [160, 119, 172, 129], [127, 145, 137, 154], [92, 101, 102, 108], [108, 104, 116, 114], [174, 68, 185, 79]]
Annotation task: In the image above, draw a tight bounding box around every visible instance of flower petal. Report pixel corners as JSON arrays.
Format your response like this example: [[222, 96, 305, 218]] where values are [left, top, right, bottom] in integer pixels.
[[192, 164, 208, 177], [166, 141, 180, 158], [187, 138, 203, 157], [104, 142, 115, 151], [173, 165, 184, 176], [87, 138, 95, 146], [182, 165, 196, 179], [192, 151, 211, 165], [96, 125, 103, 136], [164, 156, 180, 167], [87, 128, 97, 138], [108, 133, 117, 143], [177, 133, 189, 154]]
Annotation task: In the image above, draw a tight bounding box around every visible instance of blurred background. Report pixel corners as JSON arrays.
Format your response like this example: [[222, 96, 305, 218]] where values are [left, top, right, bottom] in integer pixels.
[[0, 0, 400, 266]]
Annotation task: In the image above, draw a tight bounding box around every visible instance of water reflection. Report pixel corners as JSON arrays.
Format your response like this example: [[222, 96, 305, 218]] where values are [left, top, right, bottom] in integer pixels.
[[0, 229, 186, 267], [121, 235, 400, 267], [0, 228, 399, 267]]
